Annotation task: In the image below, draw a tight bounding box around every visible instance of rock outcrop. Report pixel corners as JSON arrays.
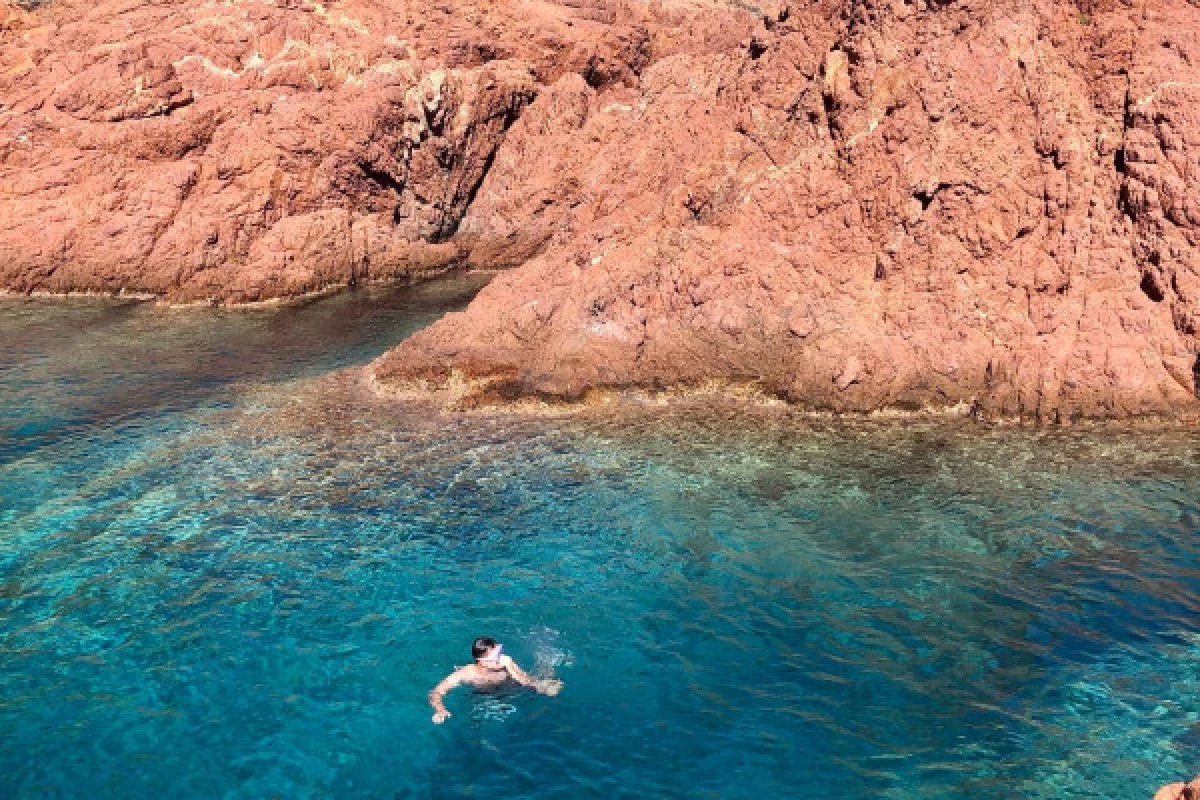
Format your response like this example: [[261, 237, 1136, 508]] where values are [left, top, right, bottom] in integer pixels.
[[5, 0, 1200, 418], [0, 0, 691, 301], [372, 0, 1200, 420]]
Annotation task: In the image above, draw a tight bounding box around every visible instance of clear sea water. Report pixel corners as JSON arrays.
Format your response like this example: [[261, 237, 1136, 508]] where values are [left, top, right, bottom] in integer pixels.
[[2, 275, 1199, 799]]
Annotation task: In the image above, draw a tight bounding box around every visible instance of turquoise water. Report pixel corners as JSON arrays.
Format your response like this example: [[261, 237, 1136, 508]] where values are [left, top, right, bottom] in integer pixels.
[[2, 277, 1200, 799]]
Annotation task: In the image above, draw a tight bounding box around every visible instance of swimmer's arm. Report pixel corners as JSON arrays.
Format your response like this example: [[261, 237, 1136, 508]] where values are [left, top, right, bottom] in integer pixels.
[[503, 656, 562, 696], [429, 670, 465, 722]]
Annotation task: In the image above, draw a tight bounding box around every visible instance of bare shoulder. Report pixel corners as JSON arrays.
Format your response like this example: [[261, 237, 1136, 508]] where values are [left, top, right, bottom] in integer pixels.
[[501, 655, 534, 679], [436, 665, 472, 688], [453, 664, 487, 685]]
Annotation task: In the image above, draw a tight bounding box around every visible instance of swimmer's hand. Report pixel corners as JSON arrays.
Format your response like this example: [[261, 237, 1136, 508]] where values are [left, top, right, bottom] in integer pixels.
[[432, 710, 451, 724], [537, 678, 563, 696]]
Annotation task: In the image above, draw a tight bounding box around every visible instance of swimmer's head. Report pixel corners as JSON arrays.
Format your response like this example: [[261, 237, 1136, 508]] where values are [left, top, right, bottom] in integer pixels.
[[472, 636, 501, 663]]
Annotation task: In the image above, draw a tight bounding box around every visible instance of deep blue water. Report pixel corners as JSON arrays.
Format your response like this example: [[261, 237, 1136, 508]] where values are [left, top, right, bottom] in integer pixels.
[[2, 276, 1200, 799]]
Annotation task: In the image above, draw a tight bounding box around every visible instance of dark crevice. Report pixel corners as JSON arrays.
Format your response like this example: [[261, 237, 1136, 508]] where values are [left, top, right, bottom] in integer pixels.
[[581, 58, 607, 90], [1140, 271, 1166, 302], [358, 160, 406, 197], [427, 90, 532, 243], [822, 91, 841, 143], [434, 143, 456, 170], [914, 187, 937, 211], [1118, 182, 1133, 217], [748, 38, 768, 60], [431, 144, 499, 244], [1193, 355, 1200, 399], [913, 181, 981, 213], [1116, 70, 1136, 220], [441, 100, 530, 238], [684, 192, 710, 222], [764, 6, 789, 29]]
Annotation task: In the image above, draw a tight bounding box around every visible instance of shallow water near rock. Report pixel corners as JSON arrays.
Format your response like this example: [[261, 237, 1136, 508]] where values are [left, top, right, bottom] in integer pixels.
[[2, 277, 1199, 799]]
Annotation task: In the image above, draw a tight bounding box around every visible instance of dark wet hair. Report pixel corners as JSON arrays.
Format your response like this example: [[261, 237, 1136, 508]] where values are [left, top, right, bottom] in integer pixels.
[[472, 636, 497, 660]]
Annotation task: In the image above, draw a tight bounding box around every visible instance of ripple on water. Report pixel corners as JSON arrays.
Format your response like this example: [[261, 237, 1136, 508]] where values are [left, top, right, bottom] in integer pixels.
[[2, 288, 1200, 798]]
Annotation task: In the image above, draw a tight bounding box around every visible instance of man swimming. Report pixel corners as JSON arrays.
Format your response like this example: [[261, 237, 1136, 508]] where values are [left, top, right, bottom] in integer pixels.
[[429, 636, 563, 724]]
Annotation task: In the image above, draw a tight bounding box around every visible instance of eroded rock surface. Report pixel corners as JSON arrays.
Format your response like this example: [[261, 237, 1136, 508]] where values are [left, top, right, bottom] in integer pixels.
[[371, 0, 1200, 420], [5, 0, 1200, 417], [0, 0, 697, 301]]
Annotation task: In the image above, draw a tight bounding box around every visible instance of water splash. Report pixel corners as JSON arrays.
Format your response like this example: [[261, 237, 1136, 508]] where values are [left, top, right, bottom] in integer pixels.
[[525, 625, 574, 677]]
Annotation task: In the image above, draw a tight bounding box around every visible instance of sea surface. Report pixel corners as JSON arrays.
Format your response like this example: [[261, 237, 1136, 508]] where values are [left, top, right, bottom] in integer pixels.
[[2, 275, 1199, 799]]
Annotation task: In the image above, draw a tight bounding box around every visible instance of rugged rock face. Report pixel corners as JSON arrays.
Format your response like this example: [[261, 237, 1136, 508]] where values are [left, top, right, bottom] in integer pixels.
[[5, 0, 1200, 418], [370, 0, 1200, 420], [0, 0, 698, 301]]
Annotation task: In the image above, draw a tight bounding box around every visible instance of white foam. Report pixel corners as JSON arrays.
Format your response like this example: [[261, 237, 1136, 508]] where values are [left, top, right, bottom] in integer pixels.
[[526, 625, 574, 677]]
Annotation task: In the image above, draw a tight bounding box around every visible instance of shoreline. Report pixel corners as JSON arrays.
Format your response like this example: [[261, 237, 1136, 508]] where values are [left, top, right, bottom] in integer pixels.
[[6, 279, 1196, 428], [359, 368, 1200, 428], [0, 266, 505, 309]]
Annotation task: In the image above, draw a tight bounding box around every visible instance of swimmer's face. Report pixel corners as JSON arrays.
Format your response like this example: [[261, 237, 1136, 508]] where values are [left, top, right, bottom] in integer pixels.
[[479, 644, 503, 666]]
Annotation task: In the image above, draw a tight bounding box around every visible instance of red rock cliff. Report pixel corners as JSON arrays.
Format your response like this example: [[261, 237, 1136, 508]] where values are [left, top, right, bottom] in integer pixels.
[[372, 0, 1200, 420], [0, 0, 688, 301], [4, 0, 1200, 418]]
